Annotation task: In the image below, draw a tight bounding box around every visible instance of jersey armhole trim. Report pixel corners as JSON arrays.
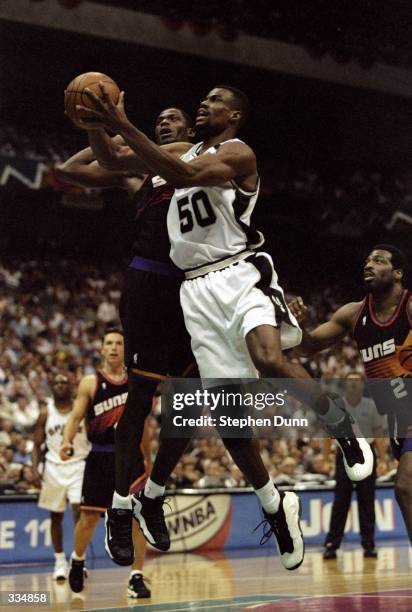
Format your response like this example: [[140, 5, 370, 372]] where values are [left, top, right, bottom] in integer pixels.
[[407, 294, 412, 328], [351, 298, 367, 337]]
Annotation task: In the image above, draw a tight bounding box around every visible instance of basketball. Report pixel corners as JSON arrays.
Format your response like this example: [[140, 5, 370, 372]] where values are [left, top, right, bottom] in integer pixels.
[[64, 72, 120, 127], [399, 346, 412, 371]]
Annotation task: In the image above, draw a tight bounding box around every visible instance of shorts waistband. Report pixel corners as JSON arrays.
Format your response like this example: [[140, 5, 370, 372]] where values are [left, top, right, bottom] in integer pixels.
[[91, 443, 115, 453], [129, 256, 183, 278], [184, 250, 254, 280]]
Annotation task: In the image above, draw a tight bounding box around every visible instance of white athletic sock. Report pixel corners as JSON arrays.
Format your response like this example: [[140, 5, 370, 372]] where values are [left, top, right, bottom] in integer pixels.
[[112, 491, 132, 510], [71, 551, 85, 562], [255, 479, 280, 515], [54, 551, 66, 562], [144, 478, 165, 500], [130, 570, 143, 577]]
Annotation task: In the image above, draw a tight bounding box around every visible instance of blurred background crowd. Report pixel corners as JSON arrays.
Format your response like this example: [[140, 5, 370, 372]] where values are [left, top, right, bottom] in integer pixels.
[[0, 257, 395, 496]]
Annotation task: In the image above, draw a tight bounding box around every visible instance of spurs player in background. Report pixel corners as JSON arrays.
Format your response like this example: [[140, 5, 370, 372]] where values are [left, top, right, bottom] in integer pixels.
[[57, 109, 195, 567], [76, 84, 372, 570], [289, 245, 412, 544], [60, 328, 151, 598], [33, 373, 90, 581]]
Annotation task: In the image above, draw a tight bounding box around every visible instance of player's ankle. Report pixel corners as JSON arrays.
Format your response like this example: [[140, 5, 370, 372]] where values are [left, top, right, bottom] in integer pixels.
[[72, 551, 85, 561], [112, 491, 132, 510], [144, 478, 165, 499]]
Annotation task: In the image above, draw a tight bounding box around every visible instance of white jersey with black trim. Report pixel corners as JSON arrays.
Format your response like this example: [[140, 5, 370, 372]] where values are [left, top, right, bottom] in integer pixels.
[[44, 398, 90, 465], [167, 139, 263, 271]]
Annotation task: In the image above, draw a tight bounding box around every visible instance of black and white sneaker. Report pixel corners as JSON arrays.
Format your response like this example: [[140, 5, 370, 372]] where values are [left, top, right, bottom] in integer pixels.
[[68, 556, 86, 593], [132, 490, 170, 552], [105, 507, 134, 566], [127, 573, 151, 598], [325, 398, 373, 482], [255, 491, 304, 570]]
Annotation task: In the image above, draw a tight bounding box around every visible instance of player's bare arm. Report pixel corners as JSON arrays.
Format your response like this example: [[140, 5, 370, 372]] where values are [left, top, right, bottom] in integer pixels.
[[289, 298, 362, 355], [31, 407, 47, 483], [60, 375, 95, 460], [80, 86, 257, 189]]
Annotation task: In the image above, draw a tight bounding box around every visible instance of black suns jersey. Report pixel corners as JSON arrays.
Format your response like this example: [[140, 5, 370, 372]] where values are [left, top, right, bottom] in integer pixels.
[[86, 369, 128, 445], [353, 289, 412, 420], [132, 175, 175, 263]]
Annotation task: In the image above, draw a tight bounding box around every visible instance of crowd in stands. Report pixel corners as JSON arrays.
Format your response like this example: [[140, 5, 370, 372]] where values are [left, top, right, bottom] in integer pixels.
[[2, 122, 411, 235], [0, 257, 396, 496]]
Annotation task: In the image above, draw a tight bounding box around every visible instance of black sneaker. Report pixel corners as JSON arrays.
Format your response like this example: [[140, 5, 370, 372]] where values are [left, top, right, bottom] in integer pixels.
[[105, 507, 134, 566], [132, 491, 170, 552], [68, 557, 85, 593], [324, 396, 373, 482], [323, 547, 337, 560], [254, 491, 304, 570], [127, 573, 151, 598], [364, 547, 378, 558]]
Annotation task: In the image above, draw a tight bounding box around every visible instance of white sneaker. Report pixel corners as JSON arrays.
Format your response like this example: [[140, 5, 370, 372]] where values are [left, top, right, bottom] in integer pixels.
[[53, 558, 69, 580], [255, 491, 304, 571]]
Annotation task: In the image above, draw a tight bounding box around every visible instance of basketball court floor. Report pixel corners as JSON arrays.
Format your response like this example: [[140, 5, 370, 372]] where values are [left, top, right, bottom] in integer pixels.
[[1, 540, 411, 611]]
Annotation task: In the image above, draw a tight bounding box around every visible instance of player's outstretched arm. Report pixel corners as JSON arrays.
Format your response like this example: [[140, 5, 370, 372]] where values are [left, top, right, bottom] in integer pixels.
[[77, 84, 253, 186], [289, 298, 361, 356], [60, 375, 94, 460]]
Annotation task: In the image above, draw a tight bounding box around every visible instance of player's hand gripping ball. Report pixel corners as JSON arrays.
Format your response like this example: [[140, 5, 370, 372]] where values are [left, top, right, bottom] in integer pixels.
[[64, 72, 120, 129]]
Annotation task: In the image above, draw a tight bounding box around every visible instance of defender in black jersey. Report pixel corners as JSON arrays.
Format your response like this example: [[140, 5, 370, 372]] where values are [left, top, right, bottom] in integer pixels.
[[60, 330, 151, 597], [57, 108, 195, 566], [290, 244, 412, 544]]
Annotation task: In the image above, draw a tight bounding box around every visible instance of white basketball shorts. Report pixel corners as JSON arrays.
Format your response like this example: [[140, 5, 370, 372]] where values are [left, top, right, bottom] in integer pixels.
[[180, 252, 302, 379], [38, 459, 86, 512]]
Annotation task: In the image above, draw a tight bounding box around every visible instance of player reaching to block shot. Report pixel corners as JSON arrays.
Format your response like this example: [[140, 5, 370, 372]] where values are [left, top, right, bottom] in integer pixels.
[[289, 245, 412, 544], [58, 99, 196, 567], [74, 82, 373, 570]]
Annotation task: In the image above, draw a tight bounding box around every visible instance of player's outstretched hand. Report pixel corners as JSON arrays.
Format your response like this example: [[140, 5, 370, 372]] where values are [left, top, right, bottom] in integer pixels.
[[59, 442, 74, 461], [76, 83, 128, 133], [288, 296, 308, 324]]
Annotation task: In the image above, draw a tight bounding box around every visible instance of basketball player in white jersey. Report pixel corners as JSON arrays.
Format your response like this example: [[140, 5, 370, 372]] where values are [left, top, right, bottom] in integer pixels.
[[77, 84, 373, 570], [33, 373, 90, 580]]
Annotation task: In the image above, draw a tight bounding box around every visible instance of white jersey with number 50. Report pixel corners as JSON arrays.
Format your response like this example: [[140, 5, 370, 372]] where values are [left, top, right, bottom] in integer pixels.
[[167, 139, 263, 271]]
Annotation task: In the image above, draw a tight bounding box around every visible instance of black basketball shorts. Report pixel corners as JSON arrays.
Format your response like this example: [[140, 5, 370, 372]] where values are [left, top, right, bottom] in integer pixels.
[[119, 266, 194, 379], [80, 450, 146, 511]]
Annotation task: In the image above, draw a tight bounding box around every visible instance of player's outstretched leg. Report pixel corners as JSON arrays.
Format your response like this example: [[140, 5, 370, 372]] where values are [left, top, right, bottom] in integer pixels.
[[246, 326, 373, 482], [318, 393, 374, 482]]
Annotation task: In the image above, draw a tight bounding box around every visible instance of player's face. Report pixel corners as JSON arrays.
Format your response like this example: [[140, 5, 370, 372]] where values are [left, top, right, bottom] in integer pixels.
[[345, 375, 364, 397], [196, 88, 238, 136], [52, 374, 72, 401], [101, 332, 124, 366], [155, 108, 192, 145], [363, 249, 399, 293]]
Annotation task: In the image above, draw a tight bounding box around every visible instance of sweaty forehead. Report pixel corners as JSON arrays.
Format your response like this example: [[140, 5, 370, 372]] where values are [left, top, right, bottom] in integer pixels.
[[369, 249, 392, 262], [207, 88, 234, 103], [156, 108, 183, 121], [104, 333, 123, 342]]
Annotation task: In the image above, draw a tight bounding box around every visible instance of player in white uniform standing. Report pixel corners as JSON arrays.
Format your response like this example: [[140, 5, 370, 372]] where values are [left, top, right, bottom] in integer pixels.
[[77, 83, 373, 570], [33, 373, 90, 580]]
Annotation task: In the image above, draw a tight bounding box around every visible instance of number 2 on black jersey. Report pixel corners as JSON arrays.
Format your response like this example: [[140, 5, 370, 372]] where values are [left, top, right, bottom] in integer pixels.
[[177, 190, 217, 233]]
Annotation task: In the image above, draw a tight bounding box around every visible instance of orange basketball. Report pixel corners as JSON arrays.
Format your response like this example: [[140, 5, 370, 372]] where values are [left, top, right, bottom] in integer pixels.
[[64, 72, 120, 128], [399, 346, 412, 372]]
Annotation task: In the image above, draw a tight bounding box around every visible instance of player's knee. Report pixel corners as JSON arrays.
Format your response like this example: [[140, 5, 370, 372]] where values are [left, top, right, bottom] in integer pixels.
[[252, 346, 285, 377]]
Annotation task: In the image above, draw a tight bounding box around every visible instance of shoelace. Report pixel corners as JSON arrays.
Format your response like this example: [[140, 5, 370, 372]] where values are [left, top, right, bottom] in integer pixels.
[[253, 516, 292, 552]]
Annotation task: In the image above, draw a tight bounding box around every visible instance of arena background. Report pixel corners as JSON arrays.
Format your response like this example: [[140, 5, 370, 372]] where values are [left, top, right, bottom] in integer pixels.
[[0, 2, 412, 611]]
